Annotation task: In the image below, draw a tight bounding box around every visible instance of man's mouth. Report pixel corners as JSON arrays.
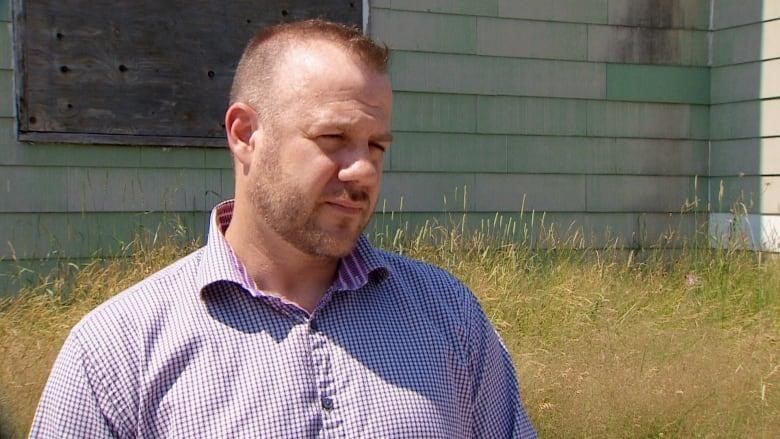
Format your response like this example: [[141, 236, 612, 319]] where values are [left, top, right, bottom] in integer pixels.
[[325, 199, 365, 212]]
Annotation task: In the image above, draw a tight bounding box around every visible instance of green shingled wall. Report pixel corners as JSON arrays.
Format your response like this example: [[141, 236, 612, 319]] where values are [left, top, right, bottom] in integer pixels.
[[708, 0, 780, 251], [371, 0, 711, 252], [3, 0, 778, 294]]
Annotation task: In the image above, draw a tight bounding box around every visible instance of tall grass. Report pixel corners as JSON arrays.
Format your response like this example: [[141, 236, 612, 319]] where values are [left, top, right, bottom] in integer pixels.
[[1, 216, 778, 438]]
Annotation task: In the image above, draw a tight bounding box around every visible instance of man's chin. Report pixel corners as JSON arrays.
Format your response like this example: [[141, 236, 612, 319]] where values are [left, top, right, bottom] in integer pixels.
[[317, 231, 363, 258]]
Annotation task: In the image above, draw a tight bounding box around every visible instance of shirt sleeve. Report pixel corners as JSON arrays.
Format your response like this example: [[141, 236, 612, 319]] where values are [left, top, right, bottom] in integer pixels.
[[467, 296, 538, 439], [29, 331, 121, 438]]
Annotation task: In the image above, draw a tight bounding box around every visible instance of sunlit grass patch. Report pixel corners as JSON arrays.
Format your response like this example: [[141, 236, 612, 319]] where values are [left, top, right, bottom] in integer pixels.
[[1, 216, 778, 438]]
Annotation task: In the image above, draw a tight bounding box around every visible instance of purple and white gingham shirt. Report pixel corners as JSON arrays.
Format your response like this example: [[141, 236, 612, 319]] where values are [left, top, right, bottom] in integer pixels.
[[31, 200, 537, 438]]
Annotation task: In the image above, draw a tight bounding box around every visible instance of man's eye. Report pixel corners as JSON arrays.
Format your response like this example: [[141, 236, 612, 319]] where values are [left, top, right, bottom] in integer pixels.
[[321, 134, 343, 140], [370, 142, 387, 152]]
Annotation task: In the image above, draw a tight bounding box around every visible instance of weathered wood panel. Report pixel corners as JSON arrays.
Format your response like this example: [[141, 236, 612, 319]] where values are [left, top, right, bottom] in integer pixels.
[[710, 138, 780, 177], [0, 211, 207, 259], [587, 25, 708, 65], [389, 51, 604, 99], [15, 0, 361, 146], [608, 0, 710, 30]]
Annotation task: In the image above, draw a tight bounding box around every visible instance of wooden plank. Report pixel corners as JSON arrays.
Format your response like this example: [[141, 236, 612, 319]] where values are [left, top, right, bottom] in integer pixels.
[[606, 64, 710, 104], [472, 174, 586, 212], [65, 167, 223, 212], [390, 51, 604, 99], [370, 8, 476, 53], [587, 101, 709, 139], [711, 21, 780, 66], [476, 17, 587, 60], [0, 69, 12, 117], [0, 166, 70, 212], [710, 138, 780, 176], [392, 92, 477, 133], [506, 136, 707, 175], [608, 0, 710, 30], [387, 132, 507, 173], [371, 0, 498, 16], [587, 25, 708, 66], [586, 175, 705, 213], [712, 0, 775, 30], [0, 22, 10, 69], [18, 131, 227, 147], [0, 0, 9, 21], [378, 172, 476, 212], [497, 0, 608, 24], [16, 0, 361, 146], [0, 211, 207, 260], [477, 96, 588, 136], [710, 100, 780, 140], [711, 59, 780, 104]]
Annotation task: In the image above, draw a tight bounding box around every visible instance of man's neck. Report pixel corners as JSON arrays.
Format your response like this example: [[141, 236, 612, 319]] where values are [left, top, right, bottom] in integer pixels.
[[224, 205, 339, 314]]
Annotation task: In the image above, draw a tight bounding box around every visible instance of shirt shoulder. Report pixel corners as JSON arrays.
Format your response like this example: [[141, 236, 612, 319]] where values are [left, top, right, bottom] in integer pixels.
[[73, 247, 206, 334], [65, 247, 207, 388], [372, 247, 481, 311], [366, 247, 489, 356]]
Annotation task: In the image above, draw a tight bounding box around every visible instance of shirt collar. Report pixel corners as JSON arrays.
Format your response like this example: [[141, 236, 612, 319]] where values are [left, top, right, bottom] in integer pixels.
[[196, 199, 390, 297]]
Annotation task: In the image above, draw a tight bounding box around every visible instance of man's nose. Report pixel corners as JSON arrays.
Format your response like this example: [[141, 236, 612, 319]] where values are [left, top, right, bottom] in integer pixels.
[[337, 145, 380, 184]]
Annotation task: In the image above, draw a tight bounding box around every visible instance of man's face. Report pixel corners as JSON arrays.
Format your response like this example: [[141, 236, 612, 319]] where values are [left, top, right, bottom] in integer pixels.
[[246, 42, 393, 259]]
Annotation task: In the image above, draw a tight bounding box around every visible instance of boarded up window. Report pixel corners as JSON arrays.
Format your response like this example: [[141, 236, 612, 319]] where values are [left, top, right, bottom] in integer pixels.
[[13, 0, 363, 146]]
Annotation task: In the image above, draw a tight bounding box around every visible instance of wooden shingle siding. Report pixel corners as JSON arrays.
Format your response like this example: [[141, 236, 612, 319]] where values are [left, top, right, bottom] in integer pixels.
[[585, 101, 709, 139], [0, 21, 10, 69], [1, 119, 233, 168], [606, 64, 709, 104], [498, 0, 608, 24], [0, 166, 229, 214], [0, 211, 207, 259], [607, 0, 710, 30], [712, 0, 780, 29], [390, 52, 604, 98], [476, 96, 588, 136], [371, 0, 499, 17], [710, 138, 780, 177], [387, 134, 707, 176], [374, 0, 717, 250], [707, 1, 778, 250], [710, 100, 780, 140], [711, 59, 780, 104], [371, 9, 477, 53], [4, 0, 780, 292], [476, 17, 587, 60], [0, 69, 12, 116], [711, 21, 780, 66], [587, 25, 708, 65], [585, 175, 704, 212]]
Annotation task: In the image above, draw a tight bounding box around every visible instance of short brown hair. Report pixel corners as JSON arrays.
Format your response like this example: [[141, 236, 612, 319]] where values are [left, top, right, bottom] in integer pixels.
[[230, 19, 389, 117]]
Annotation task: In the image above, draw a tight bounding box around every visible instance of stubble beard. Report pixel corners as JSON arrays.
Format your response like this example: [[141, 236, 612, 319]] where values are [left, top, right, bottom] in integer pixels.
[[249, 148, 371, 259]]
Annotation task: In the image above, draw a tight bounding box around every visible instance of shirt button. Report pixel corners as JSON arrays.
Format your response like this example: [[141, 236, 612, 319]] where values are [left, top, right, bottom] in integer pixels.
[[309, 320, 318, 333], [321, 396, 333, 411]]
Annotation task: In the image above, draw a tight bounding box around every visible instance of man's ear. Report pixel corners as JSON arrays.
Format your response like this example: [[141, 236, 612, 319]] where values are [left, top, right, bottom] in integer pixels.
[[225, 102, 258, 169]]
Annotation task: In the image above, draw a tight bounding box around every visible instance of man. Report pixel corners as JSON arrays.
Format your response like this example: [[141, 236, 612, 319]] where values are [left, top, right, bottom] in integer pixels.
[[31, 20, 537, 438]]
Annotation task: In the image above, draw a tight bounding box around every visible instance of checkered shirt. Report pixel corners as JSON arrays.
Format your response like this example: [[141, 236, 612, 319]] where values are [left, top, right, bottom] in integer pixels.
[[30, 200, 537, 438]]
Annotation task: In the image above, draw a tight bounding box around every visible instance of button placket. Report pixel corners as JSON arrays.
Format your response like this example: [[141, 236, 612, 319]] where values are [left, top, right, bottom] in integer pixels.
[[309, 318, 335, 416]]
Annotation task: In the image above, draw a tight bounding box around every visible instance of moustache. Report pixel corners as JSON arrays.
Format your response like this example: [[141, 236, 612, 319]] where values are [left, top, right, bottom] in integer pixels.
[[326, 187, 370, 204]]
